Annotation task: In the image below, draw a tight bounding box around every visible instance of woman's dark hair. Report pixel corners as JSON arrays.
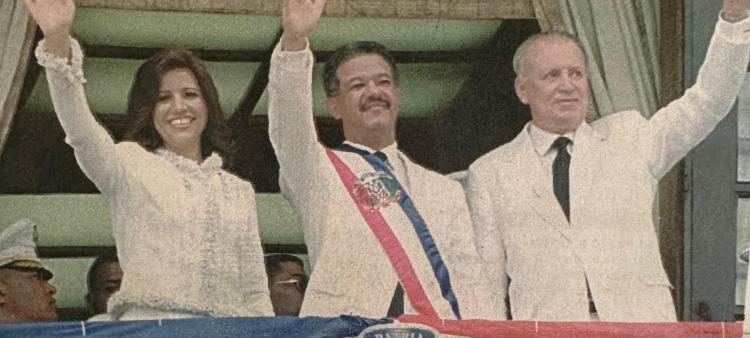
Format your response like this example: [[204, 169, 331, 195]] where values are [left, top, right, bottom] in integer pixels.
[[124, 48, 234, 161]]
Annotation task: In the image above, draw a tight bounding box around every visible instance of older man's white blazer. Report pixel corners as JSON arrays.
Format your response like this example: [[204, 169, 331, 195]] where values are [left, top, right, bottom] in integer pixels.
[[466, 17, 750, 322]]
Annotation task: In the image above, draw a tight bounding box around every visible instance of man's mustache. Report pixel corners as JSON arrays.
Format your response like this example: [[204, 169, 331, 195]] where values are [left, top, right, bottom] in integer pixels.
[[360, 97, 391, 111]]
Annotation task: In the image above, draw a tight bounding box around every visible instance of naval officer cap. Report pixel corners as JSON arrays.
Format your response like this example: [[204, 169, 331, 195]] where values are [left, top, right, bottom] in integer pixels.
[[0, 219, 52, 281]]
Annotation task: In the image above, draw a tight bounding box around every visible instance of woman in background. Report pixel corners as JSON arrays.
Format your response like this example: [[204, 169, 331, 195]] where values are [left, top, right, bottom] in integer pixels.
[[23, 0, 274, 320]]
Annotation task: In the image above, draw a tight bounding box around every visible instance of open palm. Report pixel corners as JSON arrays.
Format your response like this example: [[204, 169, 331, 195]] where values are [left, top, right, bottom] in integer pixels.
[[23, 0, 76, 37], [282, 0, 326, 38]]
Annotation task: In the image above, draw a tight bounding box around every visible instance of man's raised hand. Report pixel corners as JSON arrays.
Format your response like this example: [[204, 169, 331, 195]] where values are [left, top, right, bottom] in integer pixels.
[[281, 0, 326, 51]]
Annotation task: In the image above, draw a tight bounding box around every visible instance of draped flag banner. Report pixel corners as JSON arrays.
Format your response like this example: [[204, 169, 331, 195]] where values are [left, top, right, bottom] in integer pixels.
[[0, 315, 745, 337], [0, 315, 391, 338], [397, 315, 745, 338]]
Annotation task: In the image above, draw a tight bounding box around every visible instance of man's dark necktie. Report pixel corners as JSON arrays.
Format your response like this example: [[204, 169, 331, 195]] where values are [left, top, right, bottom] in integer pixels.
[[374, 151, 389, 166], [375, 150, 405, 317], [551, 137, 571, 221], [387, 283, 405, 317]]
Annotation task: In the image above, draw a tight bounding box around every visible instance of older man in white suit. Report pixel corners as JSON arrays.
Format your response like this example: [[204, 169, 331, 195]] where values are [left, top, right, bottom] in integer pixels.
[[466, 0, 750, 322], [267, 0, 500, 320]]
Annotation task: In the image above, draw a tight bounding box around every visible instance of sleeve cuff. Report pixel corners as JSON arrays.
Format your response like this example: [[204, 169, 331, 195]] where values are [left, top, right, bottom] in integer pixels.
[[272, 37, 314, 72], [716, 10, 750, 45], [35, 37, 87, 84]]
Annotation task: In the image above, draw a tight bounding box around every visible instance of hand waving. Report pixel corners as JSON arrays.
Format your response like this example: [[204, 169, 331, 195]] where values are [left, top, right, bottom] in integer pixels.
[[722, 0, 749, 22], [23, 0, 75, 37], [281, 0, 326, 51], [23, 0, 75, 58]]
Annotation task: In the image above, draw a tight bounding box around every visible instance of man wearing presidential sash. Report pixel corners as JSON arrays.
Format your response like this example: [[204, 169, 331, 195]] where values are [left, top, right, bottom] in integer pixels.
[[268, 0, 501, 320]]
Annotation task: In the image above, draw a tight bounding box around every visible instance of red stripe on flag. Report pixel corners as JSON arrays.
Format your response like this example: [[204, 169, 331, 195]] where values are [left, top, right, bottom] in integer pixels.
[[398, 314, 743, 338]]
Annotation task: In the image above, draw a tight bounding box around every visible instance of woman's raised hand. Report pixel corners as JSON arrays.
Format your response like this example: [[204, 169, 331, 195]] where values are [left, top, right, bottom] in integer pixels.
[[23, 0, 75, 58]]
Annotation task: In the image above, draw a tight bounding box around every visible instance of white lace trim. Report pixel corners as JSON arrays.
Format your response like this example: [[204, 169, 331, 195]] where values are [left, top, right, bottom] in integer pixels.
[[199, 162, 222, 311], [154, 148, 223, 179], [35, 37, 86, 85], [107, 147, 241, 319]]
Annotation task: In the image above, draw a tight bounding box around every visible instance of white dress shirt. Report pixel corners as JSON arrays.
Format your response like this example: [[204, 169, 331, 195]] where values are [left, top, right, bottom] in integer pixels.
[[528, 123, 577, 186]]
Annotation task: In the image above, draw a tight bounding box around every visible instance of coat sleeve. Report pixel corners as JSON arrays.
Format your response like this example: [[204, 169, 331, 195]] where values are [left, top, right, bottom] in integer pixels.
[[36, 37, 122, 194], [267, 38, 332, 257], [446, 181, 507, 320], [647, 14, 750, 179], [464, 161, 509, 319]]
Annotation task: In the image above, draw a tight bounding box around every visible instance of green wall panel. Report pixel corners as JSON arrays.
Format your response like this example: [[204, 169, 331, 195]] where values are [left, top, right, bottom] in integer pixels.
[[42, 257, 95, 309], [0, 194, 304, 246], [0, 195, 114, 247], [311, 18, 502, 51], [26, 60, 469, 118], [24, 59, 260, 116], [72, 9, 280, 50], [253, 62, 473, 117], [71, 8, 500, 52]]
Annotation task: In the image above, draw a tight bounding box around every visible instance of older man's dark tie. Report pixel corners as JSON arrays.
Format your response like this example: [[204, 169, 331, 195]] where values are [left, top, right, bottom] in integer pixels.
[[552, 137, 571, 221]]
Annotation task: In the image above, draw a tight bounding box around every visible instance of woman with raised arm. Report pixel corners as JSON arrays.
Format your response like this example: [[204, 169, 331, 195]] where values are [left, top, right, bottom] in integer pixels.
[[23, 0, 274, 320]]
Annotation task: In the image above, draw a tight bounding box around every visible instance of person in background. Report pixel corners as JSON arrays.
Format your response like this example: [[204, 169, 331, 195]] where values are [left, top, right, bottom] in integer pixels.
[[85, 253, 122, 321], [265, 254, 307, 317], [0, 219, 57, 323]]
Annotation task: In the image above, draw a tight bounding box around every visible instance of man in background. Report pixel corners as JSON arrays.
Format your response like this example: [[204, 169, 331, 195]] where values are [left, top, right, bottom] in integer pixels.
[[265, 254, 307, 316], [0, 219, 57, 323], [85, 252, 122, 320]]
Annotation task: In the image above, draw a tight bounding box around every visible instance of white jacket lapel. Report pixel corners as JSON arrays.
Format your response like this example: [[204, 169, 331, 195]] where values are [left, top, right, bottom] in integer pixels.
[[398, 151, 423, 206], [513, 132, 571, 231], [569, 122, 607, 225]]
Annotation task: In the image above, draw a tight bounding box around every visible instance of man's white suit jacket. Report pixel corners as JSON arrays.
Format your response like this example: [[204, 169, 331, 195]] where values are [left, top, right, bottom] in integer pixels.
[[268, 41, 502, 320], [466, 16, 750, 322]]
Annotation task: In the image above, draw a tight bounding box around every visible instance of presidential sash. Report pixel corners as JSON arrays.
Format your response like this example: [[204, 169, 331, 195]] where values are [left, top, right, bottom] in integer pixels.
[[325, 145, 461, 319]]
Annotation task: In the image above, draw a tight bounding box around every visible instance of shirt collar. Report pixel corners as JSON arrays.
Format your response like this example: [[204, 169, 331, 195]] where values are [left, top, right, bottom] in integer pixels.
[[528, 122, 577, 157], [343, 140, 400, 160]]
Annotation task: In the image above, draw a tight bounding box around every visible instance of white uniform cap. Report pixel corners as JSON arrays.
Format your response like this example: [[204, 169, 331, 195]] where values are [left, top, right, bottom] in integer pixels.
[[0, 219, 45, 270]]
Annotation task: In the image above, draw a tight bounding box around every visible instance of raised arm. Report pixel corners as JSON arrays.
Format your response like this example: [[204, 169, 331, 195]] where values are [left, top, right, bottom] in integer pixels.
[[268, 0, 330, 247], [24, 0, 121, 192], [280, 0, 325, 52], [648, 0, 750, 179], [268, 0, 326, 169]]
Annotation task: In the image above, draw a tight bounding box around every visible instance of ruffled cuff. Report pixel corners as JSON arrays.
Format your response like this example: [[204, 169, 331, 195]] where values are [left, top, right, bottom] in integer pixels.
[[35, 37, 87, 84]]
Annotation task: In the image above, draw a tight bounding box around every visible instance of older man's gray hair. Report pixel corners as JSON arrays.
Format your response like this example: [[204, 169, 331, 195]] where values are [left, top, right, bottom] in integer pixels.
[[512, 31, 589, 79]]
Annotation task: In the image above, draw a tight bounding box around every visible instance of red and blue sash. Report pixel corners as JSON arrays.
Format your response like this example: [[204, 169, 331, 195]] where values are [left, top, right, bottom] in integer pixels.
[[325, 145, 461, 319]]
